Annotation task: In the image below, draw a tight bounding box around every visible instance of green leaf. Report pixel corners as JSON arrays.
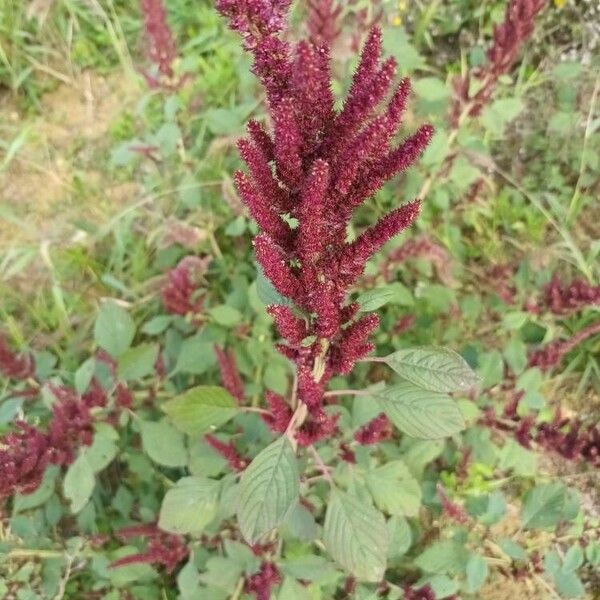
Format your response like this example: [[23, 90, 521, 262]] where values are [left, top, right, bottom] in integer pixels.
[[554, 571, 585, 599], [117, 343, 159, 381], [366, 460, 422, 516], [357, 287, 397, 312], [521, 483, 578, 529], [173, 335, 217, 375], [414, 77, 449, 102], [74, 358, 96, 394], [499, 539, 527, 561], [237, 436, 299, 543], [323, 489, 388, 582], [94, 301, 136, 358], [140, 419, 187, 467], [376, 382, 465, 439], [382, 346, 481, 393], [387, 516, 412, 559], [208, 305, 242, 327], [466, 554, 488, 592], [158, 476, 220, 535], [414, 540, 469, 575], [85, 426, 119, 472], [163, 386, 239, 436], [64, 453, 95, 513]]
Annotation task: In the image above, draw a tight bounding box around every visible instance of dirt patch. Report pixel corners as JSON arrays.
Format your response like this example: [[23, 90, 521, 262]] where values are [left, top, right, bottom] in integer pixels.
[[0, 70, 140, 248]]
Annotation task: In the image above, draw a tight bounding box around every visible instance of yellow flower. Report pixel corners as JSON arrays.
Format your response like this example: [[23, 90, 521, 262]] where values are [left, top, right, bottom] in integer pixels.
[[554, 0, 566, 7], [392, 15, 402, 26]]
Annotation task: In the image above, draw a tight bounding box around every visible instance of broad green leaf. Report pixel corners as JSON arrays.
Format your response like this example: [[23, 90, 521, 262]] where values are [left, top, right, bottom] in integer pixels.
[[117, 343, 159, 380], [237, 436, 299, 543], [140, 420, 187, 467], [323, 489, 388, 582], [278, 577, 307, 600], [208, 305, 242, 327], [414, 540, 469, 575], [387, 516, 412, 559], [85, 427, 119, 472], [521, 483, 578, 529], [466, 554, 488, 592], [173, 335, 217, 375], [94, 301, 136, 358], [74, 358, 96, 394], [383, 346, 480, 392], [554, 571, 585, 599], [357, 287, 397, 312], [366, 460, 421, 516], [414, 77, 449, 102], [158, 476, 220, 534], [64, 453, 95, 513], [162, 386, 239, 436], [377, 382, 465, 439], [499, 539, 527, 561]]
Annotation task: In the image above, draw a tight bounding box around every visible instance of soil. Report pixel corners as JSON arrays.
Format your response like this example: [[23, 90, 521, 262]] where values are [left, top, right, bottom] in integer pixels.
[[0, 71, 140, 248]]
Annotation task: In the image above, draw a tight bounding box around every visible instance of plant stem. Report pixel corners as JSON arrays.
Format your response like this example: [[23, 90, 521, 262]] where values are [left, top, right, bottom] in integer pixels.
[[307, 445, 333, 484]]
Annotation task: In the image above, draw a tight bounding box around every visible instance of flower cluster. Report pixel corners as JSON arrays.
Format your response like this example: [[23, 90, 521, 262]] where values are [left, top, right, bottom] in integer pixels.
[[542, 274, 600, 315], [381, 235, 453, 285], [354, 413, 392, 445], [436, 483, 469, 524], [162, 256, 208, 319], [205, 433, 249, 472], [215, 344, 246, 403], [484, 392, 600, 468], [244, 561, 281, 600], [217, 0, 432, 443], [111, 523, 189, 574], [0, 380, 125, 500], [307, 0, 342, 47], [0, 334, 35, 380], [139, 0, 180, 89], [528, 319, 600, 372], [403, 584, 436, 600], [452, 0, 546, 120]]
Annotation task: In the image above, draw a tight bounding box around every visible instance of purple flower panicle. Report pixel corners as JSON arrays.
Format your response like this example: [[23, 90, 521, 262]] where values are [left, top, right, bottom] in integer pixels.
[[217, 1, 432, 440], [452, 0, 546, 119]]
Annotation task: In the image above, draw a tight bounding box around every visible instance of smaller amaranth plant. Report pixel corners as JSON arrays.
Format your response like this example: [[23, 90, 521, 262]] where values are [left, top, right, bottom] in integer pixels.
[[452, 0, 547, 122], [139, 0, 187, 89]]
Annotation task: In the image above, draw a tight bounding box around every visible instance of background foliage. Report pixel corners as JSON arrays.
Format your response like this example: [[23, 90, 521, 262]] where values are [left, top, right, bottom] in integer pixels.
[[0, 0, 599, 599]]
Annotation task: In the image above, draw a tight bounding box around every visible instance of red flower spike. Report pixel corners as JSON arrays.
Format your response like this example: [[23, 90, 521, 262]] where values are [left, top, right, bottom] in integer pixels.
[[543, 274, 600, 315], [254, 234, 303, 302], [139, 0, 188, 90], [235, 171, 291, 245], [217, 0, 432, 441], [452, 0, 546, 119], [354, 413, 392, 445], [307, 0, 342, 47], [205, 434, 249, 472], [215, 345, 245, 403], [262, 390, 293, 433], [244, 561, 281, 600], [267, 305, 308, 346]]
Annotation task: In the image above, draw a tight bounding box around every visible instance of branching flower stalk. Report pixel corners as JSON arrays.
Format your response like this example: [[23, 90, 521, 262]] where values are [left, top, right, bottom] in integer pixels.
[[419, 0, 547, 202], [216, 0, 432, 444]]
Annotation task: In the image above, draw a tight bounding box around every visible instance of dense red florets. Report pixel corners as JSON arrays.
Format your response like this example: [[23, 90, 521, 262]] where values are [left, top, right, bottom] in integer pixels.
[[217, 2, 431, 438]]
